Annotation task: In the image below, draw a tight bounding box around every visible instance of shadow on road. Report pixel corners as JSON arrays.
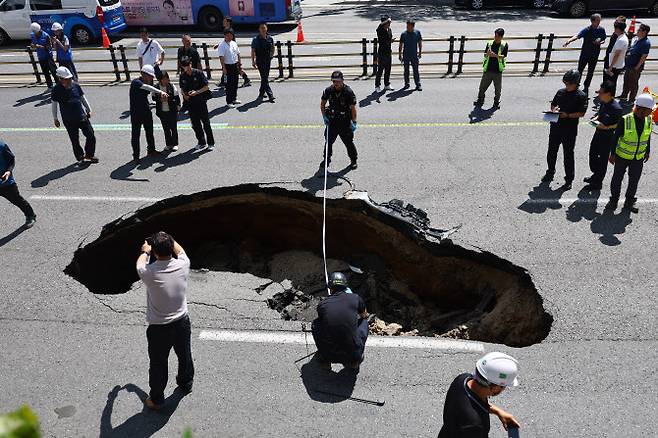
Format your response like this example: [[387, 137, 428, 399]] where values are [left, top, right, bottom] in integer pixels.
[[99, 384, 186, 438], [299, 356, 358, 404], [237, 97, 267, 112], [386, 87, 414, 102], [518, 181, 564, 214], [110, 160, 150, 182], [566, 186, 600, 223], [301, 164, 353, 195], [468, 105, 498, 124], [359, 90, 384, 108], [31, 162, 88, 188], [13, 90, 52, 108], [0, 225, 28, 248], [154, 148, 211, 172], [590, 208, 632, 246]]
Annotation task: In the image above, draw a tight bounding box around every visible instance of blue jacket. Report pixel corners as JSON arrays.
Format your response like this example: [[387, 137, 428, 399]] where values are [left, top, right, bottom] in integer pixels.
[[31, 31, 52, 60], [0, 141, 17, 186]]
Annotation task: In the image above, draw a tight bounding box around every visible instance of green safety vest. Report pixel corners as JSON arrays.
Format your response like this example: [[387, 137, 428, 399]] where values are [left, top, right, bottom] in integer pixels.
[[616, 113, 652, 160], [483, 40, 507, 73]]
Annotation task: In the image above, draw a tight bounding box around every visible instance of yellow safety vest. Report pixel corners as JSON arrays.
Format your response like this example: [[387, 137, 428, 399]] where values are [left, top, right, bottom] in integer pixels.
[[483, 40, 507, 73], [616, 113, 652, 160]]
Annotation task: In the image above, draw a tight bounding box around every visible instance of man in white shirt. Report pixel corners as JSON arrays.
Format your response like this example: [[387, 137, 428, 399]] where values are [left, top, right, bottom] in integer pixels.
[[604, 21, 628, 96], [218, 28, 242, 107], [136, 231, 194, 410], [136, 27, 165, 80]]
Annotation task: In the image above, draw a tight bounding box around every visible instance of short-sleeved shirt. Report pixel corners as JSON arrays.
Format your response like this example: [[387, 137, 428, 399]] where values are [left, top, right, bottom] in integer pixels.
[[321, 85, 357, 119], [551, 87, 588, 132], [0, 142, 16, 187], [218, 40, 240, 64], [136, 39, 164, 66], [137, 252, 190, 325], [54, 35, 72, 61], [485, 41, 508, 73], [627, 36, 651, 70], [604, 32, 619, 67], [52, 82, 86, 123], [31, 31, 51, 60], [577, 25, 606, 56], [596, 99, 622, 128], [314, 290, 366, 350], [177, 45, 201, 70], [129, 78, 152, 114], [400, 29, 422, 60], [437, 373, 491, 438], [179, 68, 209, 107], [377, 24, 393, 54], [608, 34, 629, 69], [251, 34, 274, 63]]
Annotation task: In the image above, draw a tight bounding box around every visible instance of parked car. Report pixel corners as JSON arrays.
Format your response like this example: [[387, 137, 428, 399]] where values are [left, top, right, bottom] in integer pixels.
[[551, 0, 658, 18], [455, 0, 547, 9]]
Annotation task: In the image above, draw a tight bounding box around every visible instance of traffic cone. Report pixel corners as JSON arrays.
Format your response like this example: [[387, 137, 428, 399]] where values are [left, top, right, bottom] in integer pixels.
[[101, 27, 110, 48], [296, 20, 305, 43], [628, 16, 636, 35]]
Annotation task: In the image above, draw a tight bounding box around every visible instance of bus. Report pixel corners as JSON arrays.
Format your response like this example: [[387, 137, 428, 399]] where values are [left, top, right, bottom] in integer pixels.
[[121, 0, 301, 30], [0, 0, 126, 45]]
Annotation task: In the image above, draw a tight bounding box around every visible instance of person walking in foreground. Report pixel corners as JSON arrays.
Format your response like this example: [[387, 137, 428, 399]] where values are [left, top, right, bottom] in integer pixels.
[[619, 24, 651, 104], [399, 19, 422, 91], [438, 352, 520, 438], [375, 15, 393, 92], [51, 67, 98, 165], [311, 272, 369, 371], [0, 140, 36, 229], [137, 232, 194, 410], [606, 93, 653, 213], [475, 28, 508, 109], [563, 14, 606, 95], [251, 22, 276, 102], [153, 71, 181, 152], [320, 71, 358, 170], [130, 65, 169, 164], [179, 57, 215, 151]]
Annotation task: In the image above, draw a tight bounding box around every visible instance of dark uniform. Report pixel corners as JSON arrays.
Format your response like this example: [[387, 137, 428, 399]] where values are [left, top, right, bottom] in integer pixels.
[[251, 33, 275, 100], [177, 45, 201, 73], [546, 87, 588, 183], [322, 84, 358, 166], [129, 78, 157, 160], [51, 81, 96, 162], [311, 290, 368, 365], [437, 373, 491, 438], [587, 98, 622, 188], [0, 141, 36, 225], [179, 68, 215, 147], [375, 19, 393, 89]]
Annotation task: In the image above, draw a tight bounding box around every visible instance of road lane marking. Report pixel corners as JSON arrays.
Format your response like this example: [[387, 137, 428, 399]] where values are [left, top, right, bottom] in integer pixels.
[[525, 198, 658, 205], [30, 195, 161, 202], [199, 329, 485, 352], [1, 121, 544, 133]]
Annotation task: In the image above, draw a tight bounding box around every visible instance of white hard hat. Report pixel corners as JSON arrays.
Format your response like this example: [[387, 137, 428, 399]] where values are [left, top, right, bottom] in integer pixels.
[[635, 93, 655, 110], [475, 352, 519, 388], [141, 64, 156, 77], [51, 22, 63, 32], [30, 22, 41, 33], [56, 66, 73, 79]]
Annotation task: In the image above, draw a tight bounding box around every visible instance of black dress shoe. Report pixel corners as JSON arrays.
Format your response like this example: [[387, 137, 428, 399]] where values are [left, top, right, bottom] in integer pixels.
[[561, 181, 572, 191], [350, 161, 358, 170], [541, 172, 554, 182], [605, 199, 618, 210], [583, 176, 592, 183], [623, 201, 639, 213]]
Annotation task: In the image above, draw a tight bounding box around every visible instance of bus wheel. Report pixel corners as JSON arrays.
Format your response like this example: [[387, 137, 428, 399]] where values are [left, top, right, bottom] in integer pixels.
[[72, 26, 93, 45], [199, 6, 223, 31], [0, 28, 9, 46]]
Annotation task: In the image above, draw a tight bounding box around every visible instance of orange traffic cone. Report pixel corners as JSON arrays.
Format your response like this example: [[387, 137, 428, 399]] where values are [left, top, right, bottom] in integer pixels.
[[296, 20, 305, 43], [628, 16, 636, 35], [101, 27, 110, 48]]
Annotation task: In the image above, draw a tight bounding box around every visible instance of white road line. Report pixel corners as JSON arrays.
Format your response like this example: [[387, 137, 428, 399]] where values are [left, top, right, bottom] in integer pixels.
[[525, 198, 658, 205], [199, 329, 485, 352], [30, 195, 161, 202]]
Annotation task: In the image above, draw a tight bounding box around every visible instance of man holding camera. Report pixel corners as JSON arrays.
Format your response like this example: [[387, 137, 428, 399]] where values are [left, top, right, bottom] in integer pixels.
[[137, 232, 194, 410]]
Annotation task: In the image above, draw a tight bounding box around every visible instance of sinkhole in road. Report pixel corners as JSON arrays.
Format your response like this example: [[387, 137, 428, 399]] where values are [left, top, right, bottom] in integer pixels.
[[65, 184, 553, 347]]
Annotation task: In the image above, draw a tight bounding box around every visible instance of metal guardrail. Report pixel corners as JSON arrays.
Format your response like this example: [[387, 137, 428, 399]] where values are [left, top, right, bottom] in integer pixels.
[[3, 33, 658, 85]]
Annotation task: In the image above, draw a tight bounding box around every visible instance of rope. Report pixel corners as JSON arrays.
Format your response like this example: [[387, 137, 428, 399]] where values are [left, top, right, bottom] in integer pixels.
[[322, 124, 330, 295]]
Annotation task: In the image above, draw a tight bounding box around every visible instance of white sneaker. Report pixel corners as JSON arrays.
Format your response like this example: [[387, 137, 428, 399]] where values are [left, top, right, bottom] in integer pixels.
[[233, 99, 242, 104], [171, 145, 179, 152], [384, 85, 393, 91], [375, 86, 381, 92], [194, 144, 204, 150], [228, 103, 236, 108], [207, 144, 215, 151]]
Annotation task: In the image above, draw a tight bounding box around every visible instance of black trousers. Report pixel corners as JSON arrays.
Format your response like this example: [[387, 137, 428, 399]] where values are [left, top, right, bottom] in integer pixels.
[[403, 58, 420, 87], [146, 314, 194, 405], [603, 67, 623, 96], [225, 63, 239, 104], [38, 57, 57, 87], [578, 53, 599, 89], [131, 112, 156, 159], [0, 183, 35, 218], [610, 155, 644, 203], [588, 130, 613, 186], [311, 318, 368, 364], [325, 121, 357, 163], [375, 52, 392, 88], [189, 103, 214, 146], [158, 111, 179, 147], [547, 127, 577, 182], [64, 119, 96, 160], [257, 61, 273, 97]]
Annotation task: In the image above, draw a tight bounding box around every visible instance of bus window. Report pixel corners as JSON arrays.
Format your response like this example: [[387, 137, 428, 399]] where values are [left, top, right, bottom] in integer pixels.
[[0, 0, 26, 11], [30, 0, 62, 10]]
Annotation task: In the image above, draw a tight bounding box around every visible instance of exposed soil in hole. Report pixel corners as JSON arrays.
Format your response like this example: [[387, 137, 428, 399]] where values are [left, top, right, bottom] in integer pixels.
[[65, 184, 553, 347]]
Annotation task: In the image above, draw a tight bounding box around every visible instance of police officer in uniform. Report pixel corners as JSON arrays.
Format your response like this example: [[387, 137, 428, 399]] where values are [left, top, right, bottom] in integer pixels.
[[320, 71, 358, 170], [542, 69, 588, 190], [606, 93, 653, 213], [179, 57, 215, 151], [311, 272, 369, 370], [584, 81, 622, 190], [129, 65, 169, 164]]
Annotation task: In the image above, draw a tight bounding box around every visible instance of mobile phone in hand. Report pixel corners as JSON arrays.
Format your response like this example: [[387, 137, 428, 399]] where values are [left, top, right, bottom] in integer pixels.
[[508, 427, 520, 438]]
